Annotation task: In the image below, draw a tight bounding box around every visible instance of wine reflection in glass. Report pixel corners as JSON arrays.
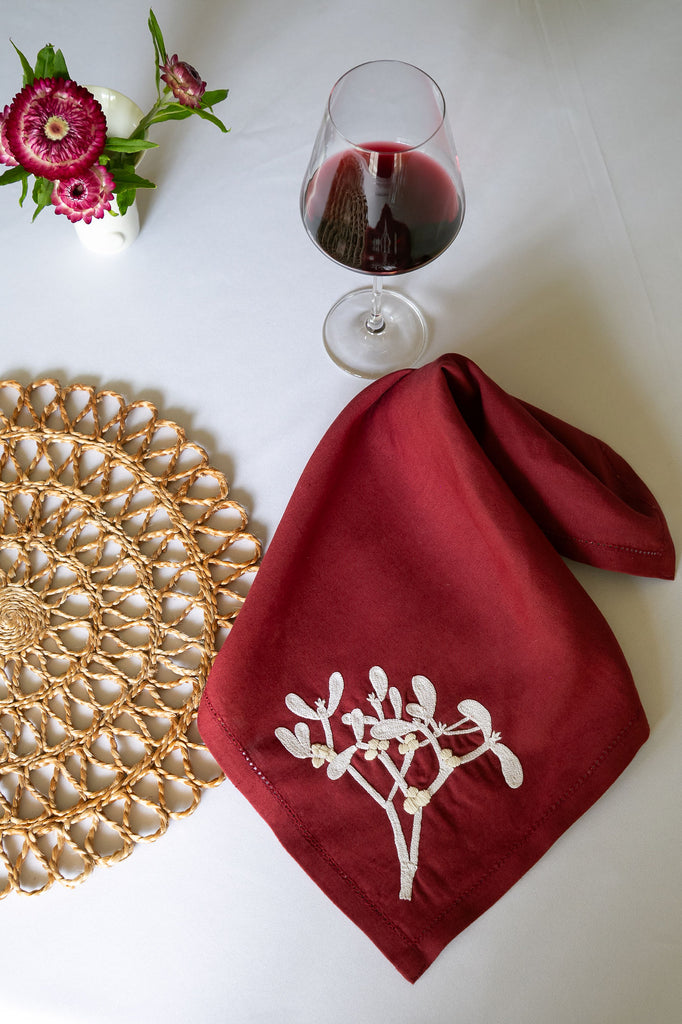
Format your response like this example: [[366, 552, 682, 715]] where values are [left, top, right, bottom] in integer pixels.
[[301, 60, 465, 379]]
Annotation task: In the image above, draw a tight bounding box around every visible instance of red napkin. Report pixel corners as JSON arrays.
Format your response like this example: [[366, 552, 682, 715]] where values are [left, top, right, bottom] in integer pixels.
[[198, 354, 674, 982]]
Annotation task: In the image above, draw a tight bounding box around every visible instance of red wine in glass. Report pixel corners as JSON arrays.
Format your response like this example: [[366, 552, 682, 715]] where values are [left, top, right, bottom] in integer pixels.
[[303, 142, 463, 275], [300, 61, 465, 378]]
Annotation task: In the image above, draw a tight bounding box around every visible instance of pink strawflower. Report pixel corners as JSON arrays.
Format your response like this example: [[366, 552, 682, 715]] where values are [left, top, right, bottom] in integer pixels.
[[0, 104, 18, 166], [52, 163, 115, 223], [160, 55, 206, 108], [5, 78, 107, 181]]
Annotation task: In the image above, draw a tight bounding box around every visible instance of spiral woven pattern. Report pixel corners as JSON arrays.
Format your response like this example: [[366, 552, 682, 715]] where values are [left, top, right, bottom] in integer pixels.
[[0, 379, 261, 897]]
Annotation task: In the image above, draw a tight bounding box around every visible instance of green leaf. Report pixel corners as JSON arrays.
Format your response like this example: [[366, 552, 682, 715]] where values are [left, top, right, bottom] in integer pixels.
[[115, 188, 135, 216], [104, 137, 158, 153], [155, 101, 193, 114], [31, 176, 54, 221], [193, 107, 229, 132], [0, 166, 29, 187], [147, 8, 167, 57], [51, 47, 70, 79], [33, 44, 53, 79], [201, 89, 229, 109], [150, 101, 229, 131], [32, 175, 53, 202], [34, 43, 69, 81], [148, 8, 167, 93], [1, 164, 32, 209], [149, 108, 193, 124], [112, 170, 156, 189], [11, 40, 35, 85]]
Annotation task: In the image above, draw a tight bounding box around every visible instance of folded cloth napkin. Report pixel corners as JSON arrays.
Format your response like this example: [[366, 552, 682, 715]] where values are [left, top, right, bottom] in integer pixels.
[[198, 353, 675, 982]]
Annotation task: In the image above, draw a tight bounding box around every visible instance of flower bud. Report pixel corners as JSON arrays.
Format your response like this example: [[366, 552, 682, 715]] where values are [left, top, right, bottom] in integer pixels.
[[160, 55, 206, 108]]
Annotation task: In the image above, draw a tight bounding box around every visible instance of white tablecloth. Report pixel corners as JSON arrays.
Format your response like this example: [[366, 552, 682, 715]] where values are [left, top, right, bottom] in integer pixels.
[[2, 1, 680, 1021]]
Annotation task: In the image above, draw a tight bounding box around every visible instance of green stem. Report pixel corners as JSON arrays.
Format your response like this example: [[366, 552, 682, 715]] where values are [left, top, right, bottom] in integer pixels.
[[130, 91, 175, 141]]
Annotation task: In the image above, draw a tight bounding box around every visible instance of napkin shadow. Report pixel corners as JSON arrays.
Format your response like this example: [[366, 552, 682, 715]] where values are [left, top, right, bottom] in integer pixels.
[[420, 267, 679, 727], [423, 259, 679, 512]]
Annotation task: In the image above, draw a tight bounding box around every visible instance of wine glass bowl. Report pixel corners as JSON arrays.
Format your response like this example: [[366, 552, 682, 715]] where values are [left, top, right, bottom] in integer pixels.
[[301, 60, 465, 378]]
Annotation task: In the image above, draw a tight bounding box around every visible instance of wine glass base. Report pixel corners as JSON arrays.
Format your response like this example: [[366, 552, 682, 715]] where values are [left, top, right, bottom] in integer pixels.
[[323, 287, 428, 379]]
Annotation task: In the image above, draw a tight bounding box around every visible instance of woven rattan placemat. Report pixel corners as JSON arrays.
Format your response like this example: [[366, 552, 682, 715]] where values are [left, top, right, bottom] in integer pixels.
[[0, 379, 261, 896]]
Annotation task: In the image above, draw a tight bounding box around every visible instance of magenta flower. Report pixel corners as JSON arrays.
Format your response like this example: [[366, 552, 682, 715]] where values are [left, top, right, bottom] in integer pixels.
[[5, 78, 107, 181], [52, 164, 115, 223], [160, 55, 206, 108], [0, 105, 18, 166]]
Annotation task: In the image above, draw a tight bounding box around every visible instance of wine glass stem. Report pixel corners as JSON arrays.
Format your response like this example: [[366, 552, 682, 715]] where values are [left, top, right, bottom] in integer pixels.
[[366, 276, 386, 334]]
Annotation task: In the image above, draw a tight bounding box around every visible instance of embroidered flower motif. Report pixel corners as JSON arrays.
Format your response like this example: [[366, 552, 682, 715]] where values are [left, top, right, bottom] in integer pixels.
[[310, 743, 336, 768], [0, 105, 18, 166], [5, 78, 107, 180], [398, 732, 420, 754], [404, 787, 431, 815], [51, 164, 116, 223], [160, 55, 207, 108], [364, 737, 389, 760], [276, 667, 524, 900]]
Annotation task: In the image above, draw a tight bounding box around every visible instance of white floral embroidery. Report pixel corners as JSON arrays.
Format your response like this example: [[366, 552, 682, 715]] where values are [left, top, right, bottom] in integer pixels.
[[275, 666, 523, 901], [364, 737, 389, 760], [403, 787, 431, 815], [398, 732, 420, 755]]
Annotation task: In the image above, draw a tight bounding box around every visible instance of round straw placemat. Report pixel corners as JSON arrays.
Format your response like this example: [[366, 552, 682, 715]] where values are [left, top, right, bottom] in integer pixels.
[[0, 379, 261, 897]]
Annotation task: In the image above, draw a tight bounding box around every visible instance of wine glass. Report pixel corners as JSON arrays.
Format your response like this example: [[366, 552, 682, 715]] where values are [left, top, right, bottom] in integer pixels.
[[300, 60, 465, 379]]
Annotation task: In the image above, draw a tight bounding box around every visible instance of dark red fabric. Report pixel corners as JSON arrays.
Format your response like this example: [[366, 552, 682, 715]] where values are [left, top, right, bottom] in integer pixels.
[[198, 354, 675, 982]]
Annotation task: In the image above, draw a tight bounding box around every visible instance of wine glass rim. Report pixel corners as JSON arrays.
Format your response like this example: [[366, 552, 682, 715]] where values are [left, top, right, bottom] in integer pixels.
[[327, 59, 447, 153]]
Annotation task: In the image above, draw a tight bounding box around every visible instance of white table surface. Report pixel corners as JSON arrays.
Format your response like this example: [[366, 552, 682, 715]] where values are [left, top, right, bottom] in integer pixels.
[[2, 1, 681, 1021]]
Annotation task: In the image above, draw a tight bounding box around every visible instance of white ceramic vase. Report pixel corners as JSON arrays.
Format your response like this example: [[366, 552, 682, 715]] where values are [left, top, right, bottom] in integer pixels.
[[74, 86, 144, 254]]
